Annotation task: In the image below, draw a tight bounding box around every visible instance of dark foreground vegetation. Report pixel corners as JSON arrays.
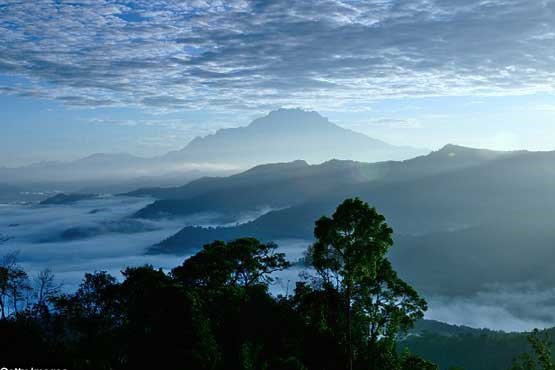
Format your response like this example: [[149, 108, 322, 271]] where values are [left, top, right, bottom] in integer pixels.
[[0, 199, 552, 370]]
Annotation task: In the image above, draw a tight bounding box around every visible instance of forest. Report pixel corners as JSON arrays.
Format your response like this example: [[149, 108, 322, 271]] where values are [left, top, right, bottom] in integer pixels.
[[0, 199, 551, 370]]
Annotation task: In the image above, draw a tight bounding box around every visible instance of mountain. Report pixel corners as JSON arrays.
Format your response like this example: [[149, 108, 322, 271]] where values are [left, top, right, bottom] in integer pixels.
[[162, 108, 427, 165], [129, 159, 385, 219], [132, 144, 510, 221], [39, 193, 102, 205], [146, 145, 555, 298], [0, 153, 150, 182], [0, 109, 427, 193]]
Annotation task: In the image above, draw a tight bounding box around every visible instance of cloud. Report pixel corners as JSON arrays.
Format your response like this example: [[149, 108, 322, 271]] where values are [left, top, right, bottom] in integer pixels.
[[0, 196, 272, 291], [0, 0, 554, 112], [366, 118, 422, 129], [427, 284, 555, 332]]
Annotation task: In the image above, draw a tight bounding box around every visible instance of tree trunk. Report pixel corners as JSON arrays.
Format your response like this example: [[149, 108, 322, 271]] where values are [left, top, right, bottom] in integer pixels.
[[0, 298, 5, 320], [346, 281, 353, 370], [11, 286, 18, 314]]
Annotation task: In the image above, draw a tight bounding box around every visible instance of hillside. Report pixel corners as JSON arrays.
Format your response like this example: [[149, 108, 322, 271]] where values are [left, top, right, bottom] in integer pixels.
[[149, 146, 555, 298], [131, 159, 385, 219], [402, 320, 555, 370], [40, 193, 101, 205], [131, 143, 507, 220]]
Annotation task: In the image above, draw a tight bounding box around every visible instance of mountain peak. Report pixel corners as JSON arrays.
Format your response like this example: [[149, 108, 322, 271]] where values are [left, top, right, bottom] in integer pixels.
[[249, 108, 334, 130], [241, 159, 309, 176], [439, 143, 467, 152], [436, 144, 506, 156], [166, 109, 428, 165], [267, 108, 325, 119]]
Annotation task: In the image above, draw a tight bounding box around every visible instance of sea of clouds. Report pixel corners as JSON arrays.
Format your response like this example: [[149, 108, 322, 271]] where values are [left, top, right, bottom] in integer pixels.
[[0, 196, 307, 292], [1, 198, 555, 332], [0, 197, 187, 291]]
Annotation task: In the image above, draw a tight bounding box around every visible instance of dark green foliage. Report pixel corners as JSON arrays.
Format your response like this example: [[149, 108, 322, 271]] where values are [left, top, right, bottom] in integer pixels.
[[399, 350, 439, 370], [399, 322, 555, 370], [308, 198, 427, 370], [172, 238, 289, 289], [0, 199, 434, 370], [510, 329, 555, 370]]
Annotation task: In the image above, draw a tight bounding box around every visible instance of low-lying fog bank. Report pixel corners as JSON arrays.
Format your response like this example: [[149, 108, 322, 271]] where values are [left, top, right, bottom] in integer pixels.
[[1, 199, 554, 332], [0, 197, 274, 291]]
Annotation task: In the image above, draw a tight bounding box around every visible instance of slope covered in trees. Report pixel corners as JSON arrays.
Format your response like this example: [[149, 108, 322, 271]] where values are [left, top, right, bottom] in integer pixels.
[[0, 199, 436, 370], [130, 144, 507, 220], [2, 198, 554, 370], [146, 146, 555, 297], [402, 321, 555, 370]]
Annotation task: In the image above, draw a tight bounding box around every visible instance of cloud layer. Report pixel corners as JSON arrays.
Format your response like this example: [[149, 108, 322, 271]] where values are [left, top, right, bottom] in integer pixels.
[[3, 198, 555, 331], [1, 0, 555, 111], [0, 196, 292, 291]]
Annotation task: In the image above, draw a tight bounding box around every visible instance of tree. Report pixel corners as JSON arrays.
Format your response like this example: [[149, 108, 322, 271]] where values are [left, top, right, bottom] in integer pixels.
[[399, 350, 439, 370], [354, 259, 427, 349], [0, 265, 8, 319], [8, 267, 31, 314], [308, 198, 426, 370], [33, 268, 62, 316], [510, 329, 555, 370], [53, 271, 122, 369], [172, 238, 290, 290], [0, 252, 31, 316], [0, 252, 19, 319], [119, 265, 220, 369]]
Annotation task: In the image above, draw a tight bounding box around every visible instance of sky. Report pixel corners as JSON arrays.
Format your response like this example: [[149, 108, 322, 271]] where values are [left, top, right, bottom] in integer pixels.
[[1, 0, 555, 166]]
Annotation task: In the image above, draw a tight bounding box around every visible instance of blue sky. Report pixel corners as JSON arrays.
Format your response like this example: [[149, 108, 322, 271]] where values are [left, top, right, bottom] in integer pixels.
[[1, 0, 555, 166]]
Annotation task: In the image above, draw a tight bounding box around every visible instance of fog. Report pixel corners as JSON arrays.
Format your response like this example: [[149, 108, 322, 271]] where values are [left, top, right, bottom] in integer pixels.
[[0, 197, 279, 292], [0, 197, 184, 290], [1, 199, 554, 332], [426, 285, 555, 332]]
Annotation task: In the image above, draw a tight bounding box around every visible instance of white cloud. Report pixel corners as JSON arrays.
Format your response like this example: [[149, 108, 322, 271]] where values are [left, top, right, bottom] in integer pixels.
[[0, 196, 269, 290], [0, 0, 554, 112], [427, 285, 555, 331]]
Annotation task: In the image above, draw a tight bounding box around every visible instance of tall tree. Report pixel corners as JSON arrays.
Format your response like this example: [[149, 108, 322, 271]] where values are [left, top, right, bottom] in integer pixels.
[[8, 267, 30, 314], [309, 198, 426, 370], [0, 252, 19, 319], [0, 252, 31, 316], [0, 265, 8, 319], [33, 268, 62, 317]]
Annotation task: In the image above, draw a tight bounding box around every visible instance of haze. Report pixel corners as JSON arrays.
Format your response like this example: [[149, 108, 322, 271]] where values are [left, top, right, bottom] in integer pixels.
[[2, 1, 555, 165]]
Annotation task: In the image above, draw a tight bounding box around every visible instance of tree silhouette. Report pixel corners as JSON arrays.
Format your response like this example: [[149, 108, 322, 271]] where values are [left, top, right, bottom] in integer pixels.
[[308, 198, 426, 370]]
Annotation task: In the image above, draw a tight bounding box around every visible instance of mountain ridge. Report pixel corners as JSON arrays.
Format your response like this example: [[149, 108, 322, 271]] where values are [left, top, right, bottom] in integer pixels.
[[0, 109, 428, 186], [161, 108, 427, 164], [144, 146, 555, 300]]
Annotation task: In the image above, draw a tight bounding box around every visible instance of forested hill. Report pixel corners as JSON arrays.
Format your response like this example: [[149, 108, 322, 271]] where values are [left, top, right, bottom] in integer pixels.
[[141, 146, 555, 299], [129, 143, 509, 220], [403, 320, 555, 370]]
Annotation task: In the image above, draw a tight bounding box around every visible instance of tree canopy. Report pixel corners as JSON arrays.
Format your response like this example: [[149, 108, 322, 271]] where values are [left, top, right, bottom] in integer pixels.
[[0, 198, 440, 370]]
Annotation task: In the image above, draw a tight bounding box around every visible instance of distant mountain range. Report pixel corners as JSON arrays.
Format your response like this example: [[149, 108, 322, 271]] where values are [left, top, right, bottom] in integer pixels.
[[129, 143, 508, 221], [130, 144, 555, 297], [0, 109, 427, 191]]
